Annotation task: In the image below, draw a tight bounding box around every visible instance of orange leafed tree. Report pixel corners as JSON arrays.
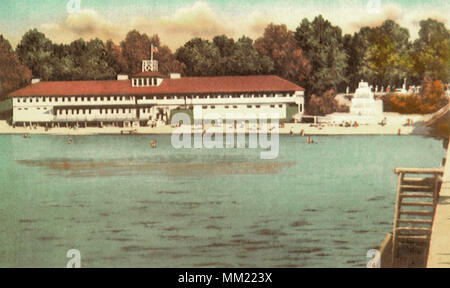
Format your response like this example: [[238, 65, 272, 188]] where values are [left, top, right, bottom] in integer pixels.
[[120, 30, 185, 75], [255, 24, 311, 84], [0, 35, 31, 99], [384, 78, 447, 114], [307, 89, 339, 116]]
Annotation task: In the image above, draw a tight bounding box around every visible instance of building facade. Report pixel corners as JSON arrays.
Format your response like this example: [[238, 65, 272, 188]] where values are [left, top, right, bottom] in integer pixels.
[[8, 61, 305, 127]]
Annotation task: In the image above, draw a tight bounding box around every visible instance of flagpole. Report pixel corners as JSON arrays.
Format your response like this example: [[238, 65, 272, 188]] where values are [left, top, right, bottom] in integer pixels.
[[151, 44, 154, 64]]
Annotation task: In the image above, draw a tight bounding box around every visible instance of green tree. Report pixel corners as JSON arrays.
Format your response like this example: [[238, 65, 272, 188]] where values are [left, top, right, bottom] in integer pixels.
[[366, 20, 411, 87], [343, 28, 373, 90], [66, 38, 115, 80], [410, 19, 450, 83], [175, 38, 221, 76], [16, 29, 55, 80], [294, 16, 347, 96], [0, 35, 31, 99], [229, 36, 273, 75]]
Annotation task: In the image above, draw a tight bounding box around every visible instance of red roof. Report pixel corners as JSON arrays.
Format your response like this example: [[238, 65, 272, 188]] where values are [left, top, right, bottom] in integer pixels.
[[8, 75, 304, 97]]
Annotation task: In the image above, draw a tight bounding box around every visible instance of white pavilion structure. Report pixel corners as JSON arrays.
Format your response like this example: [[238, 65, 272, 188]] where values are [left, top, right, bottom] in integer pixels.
[[326, 81, 384, 124]]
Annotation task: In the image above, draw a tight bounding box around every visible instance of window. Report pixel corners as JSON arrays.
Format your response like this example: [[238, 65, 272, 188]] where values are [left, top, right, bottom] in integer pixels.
[[68, 97, 71, 102], [279, 105, 283, 108], [225, 106, 230, 109], [202, 106, 207, 109], [270, 105, 275, 108], [256, 105, 261, 108], [211, 106, 216, 109], [36, 98, 39, 103], [247, 105, 252, 108], [233, 105, 238, 109], [17, 98, 21, 103], [55, 98, 58, 102], [43, 98, 46, 102], [300, 104, 303, 112], [30, 98, 33, 103]]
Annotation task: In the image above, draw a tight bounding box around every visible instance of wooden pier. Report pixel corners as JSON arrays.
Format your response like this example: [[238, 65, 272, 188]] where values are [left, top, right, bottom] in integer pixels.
[[427, 144, 450, 267], [391, 167, 443, 267], [376, 138, 449, 268]]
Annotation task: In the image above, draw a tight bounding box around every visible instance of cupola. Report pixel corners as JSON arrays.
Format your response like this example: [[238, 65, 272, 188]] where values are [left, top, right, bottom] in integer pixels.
[[131, 60, 165, 87]]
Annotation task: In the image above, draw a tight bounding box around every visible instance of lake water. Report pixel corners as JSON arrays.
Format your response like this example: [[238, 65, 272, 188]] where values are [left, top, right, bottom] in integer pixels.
[[0, 134, 444, 267]]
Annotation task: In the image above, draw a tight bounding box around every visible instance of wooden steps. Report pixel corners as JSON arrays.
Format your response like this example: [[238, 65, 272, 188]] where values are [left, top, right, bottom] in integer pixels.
[[392, 168, 443, 267], [401, 202, 434, 207]]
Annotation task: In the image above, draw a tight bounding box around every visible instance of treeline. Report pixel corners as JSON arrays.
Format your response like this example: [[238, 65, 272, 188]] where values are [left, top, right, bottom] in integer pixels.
[[1, 15, 449, 106]]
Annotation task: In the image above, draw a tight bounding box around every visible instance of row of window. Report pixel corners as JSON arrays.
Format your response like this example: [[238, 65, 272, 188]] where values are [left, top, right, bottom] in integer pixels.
[[202, 104, 285, 109], [57, 108, 135, 115], [132, 78, 159, 87], [17, 107, 48, 111], [16, 96, 134, 103], [142, 93, 292, 100]]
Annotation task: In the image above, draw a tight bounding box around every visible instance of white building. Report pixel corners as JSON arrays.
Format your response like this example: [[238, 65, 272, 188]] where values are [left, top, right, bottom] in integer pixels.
[[8, 60, 305, 127]]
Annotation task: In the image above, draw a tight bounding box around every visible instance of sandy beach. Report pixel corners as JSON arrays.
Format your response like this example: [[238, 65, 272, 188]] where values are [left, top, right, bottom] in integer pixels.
[[0, 116, 432, 136]]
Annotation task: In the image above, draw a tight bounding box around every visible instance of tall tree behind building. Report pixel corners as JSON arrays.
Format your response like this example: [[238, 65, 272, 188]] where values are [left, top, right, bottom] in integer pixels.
[[0, 35, 31, 100], [255, 24, 310, 87], [294, 16, 347, 96], [120, 30, 185, 75], [16, 29, 55, 81], [176, 35, 273, 76]]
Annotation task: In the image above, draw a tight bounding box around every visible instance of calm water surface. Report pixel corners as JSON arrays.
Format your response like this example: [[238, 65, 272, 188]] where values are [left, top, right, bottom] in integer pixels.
[[0, 134, 444, 267]]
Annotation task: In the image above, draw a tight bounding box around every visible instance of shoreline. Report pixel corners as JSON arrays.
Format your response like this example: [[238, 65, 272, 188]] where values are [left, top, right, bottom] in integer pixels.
[[0, 121, 431, 136]]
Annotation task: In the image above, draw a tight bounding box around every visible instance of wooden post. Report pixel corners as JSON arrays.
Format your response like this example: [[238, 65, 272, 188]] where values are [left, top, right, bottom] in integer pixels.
[[392, 171, 404, 266]]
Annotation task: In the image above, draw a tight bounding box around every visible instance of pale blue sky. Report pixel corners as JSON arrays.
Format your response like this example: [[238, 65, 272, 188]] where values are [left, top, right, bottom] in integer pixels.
[[0, 0, 448, 49]]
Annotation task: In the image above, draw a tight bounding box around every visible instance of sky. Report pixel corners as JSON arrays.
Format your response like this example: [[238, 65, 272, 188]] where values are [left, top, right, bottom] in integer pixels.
[[0, 0, 449, 50]]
